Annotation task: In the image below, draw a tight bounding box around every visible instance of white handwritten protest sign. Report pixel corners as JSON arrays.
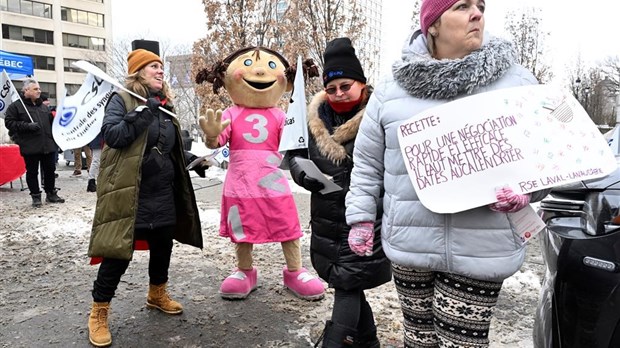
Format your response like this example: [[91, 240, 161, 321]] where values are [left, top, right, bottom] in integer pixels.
[[397, 85, 617, 214]]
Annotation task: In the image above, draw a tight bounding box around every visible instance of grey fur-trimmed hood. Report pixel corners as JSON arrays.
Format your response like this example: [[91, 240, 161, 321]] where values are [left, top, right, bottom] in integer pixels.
[[392, 31, 517, 100]]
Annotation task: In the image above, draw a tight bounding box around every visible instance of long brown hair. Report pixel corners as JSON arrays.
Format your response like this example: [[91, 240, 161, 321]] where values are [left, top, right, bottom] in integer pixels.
[[125, 69, 173, 100]]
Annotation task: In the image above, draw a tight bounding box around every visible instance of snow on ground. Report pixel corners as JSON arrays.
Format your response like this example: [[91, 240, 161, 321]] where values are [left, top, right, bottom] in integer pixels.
[[0, 141, 547, 347]]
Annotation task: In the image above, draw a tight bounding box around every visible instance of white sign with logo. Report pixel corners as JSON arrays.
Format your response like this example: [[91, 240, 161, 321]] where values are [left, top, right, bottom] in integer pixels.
[[397, 84, 617, 214], [0, 69, 20, 119], [53, 73, 116, 150], [279, 55, 309, 152]]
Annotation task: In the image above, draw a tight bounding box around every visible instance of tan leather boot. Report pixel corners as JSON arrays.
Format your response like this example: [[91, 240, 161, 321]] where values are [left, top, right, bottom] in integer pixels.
[[146, 283, 183, 314], [88, 302, 111, 347]]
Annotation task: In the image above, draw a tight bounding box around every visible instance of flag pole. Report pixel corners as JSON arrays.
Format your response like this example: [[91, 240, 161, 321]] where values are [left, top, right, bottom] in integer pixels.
[[2, 69, 34, 122]]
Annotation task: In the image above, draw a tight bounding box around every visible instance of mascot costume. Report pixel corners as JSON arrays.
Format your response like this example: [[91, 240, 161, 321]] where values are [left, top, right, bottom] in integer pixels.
[[196, 46, 325, 301]]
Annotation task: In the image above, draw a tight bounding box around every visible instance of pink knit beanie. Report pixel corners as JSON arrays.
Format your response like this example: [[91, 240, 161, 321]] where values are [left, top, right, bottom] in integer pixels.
[[420, 0, 460, 36]]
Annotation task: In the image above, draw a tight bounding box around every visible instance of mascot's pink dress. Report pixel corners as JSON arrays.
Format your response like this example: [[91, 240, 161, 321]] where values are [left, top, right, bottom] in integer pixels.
[[217, 105, 303, 243]]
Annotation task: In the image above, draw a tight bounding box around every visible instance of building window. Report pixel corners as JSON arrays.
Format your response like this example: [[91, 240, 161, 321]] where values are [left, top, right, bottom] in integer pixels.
[[32, 55, 55, 70], [40, 82, 56, 98], [65, 84, 81, 96], [1, 24, 54, 44], [0, 0, 52, 18], [61, 7, 104, 27], [62, 33, 105, 51], [64, 59, 106, 73]]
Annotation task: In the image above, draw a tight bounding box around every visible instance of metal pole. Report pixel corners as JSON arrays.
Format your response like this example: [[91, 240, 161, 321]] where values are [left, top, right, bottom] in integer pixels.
[[616, 93, 620, 124]]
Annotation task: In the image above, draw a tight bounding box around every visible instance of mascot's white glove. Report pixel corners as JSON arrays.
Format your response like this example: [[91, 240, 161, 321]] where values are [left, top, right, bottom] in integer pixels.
[[198, 108, 230, 147]]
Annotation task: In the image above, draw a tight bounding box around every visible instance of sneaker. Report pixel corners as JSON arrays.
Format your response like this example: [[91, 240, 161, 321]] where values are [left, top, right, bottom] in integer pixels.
[[219, 268, 258, 300], [71, 170, 82, 177], [283, 267, 325, 301]]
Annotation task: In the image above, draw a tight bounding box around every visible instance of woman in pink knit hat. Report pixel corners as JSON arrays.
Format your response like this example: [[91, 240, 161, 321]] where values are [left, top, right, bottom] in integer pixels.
[[344, 0, 550, 347]]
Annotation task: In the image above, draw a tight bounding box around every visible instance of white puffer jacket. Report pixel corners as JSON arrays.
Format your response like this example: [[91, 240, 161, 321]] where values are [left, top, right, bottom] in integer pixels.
[[345, 32, 548, 282]]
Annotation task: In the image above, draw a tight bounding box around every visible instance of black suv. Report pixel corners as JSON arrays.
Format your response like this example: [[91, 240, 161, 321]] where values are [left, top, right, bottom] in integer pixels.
[[535, 127, 620, 348]]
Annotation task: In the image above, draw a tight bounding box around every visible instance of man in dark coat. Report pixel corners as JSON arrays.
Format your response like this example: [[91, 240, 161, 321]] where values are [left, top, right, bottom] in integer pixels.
[[5, 79, 64, 207]]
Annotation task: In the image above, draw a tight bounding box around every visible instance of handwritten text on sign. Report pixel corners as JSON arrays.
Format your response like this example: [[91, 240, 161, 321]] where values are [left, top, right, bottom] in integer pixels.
[[396, 85, 616, 214], [401, 115, 524, 190]]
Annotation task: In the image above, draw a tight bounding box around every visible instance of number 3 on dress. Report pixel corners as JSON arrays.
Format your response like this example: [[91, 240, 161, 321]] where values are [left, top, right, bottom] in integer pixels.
[[243, 114, 268, 144]]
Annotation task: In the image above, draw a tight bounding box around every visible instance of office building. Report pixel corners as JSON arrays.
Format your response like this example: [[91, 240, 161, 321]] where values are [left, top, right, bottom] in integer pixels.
[[1, 0, 113, 106], [352, 0, 382, 84]]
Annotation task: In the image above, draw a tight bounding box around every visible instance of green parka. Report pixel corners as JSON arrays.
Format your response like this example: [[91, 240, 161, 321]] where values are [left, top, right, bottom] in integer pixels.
[[88, 92, 203, 260]]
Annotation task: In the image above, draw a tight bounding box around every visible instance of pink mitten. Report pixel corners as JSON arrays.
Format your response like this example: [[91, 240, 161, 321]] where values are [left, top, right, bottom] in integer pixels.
[[489, 187, 530, 213], [348, 222, 374, 257]]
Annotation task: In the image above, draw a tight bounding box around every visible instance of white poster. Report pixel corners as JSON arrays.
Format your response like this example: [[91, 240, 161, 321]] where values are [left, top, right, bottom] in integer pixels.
[[0, 69, 20, 119], [397, 85, 617, 214], [278, 55, 309, 152], [213, 145, 229, 164], [53, 73, 115, 150]]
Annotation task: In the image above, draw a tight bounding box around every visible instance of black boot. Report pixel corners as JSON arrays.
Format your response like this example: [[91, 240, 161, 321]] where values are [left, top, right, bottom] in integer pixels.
[[354, 328, 380, 348], [87, 179, 97, 192], [46, 189, 65, 203], [31, 193, 42, 208], [317, 320, 356, 348]]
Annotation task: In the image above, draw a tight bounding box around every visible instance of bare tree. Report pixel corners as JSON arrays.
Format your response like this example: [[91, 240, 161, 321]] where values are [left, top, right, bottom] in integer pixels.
[[193, 0, 286, 110], [504, 6, 553, 83], [193, 0, 367, 109], [83, 36, 202, 131], [601, 56, 620, 96], [565, 54, 589, 99], [566, 54, 618, 127], [290, 1, 364, 71], [409, 0, 422, 30], [166, 44, 205, 132]]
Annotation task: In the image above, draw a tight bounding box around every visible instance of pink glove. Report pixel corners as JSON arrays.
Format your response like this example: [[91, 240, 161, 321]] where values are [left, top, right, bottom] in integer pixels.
[[489, 187, 531, 213], [348, 222, 375, 257]]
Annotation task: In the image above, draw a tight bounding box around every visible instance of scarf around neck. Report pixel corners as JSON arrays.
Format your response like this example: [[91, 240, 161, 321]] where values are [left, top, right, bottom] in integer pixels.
[[392, 36, 517, 100]]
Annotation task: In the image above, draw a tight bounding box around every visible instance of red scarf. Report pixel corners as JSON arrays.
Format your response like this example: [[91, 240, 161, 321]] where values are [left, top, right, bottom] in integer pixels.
[[327, 94, 363, 114]]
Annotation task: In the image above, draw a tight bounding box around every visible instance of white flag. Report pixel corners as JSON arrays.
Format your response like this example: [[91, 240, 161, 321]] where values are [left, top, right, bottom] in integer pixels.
[[52, 73, 116, 151], [0, 69, 20, 119], [279, 55, 309, 152]]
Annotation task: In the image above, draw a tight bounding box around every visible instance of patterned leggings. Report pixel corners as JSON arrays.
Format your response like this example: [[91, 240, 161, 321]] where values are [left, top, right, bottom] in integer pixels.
[[391, 263, 503, 348]]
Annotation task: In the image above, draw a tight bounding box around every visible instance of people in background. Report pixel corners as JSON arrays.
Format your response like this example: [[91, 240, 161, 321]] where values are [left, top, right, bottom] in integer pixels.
[[5, 79, 65, 207], [71, 145, 92, 177], [38, 93, 58, 187], [87, 131, 103, 193]]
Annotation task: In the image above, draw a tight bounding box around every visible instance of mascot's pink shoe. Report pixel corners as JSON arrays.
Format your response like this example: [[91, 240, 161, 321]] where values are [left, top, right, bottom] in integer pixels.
[[282, 266, 325, 301], [219, 267, 258, 300]]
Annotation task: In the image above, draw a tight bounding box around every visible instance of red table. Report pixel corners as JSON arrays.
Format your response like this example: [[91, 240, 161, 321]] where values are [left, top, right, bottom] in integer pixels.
[[0, 144, 26, 186]]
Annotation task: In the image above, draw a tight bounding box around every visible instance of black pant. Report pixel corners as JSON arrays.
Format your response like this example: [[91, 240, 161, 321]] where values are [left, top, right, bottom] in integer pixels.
[[91, 226, 174, 303], [23, 152, 56, 194], [331, 288, 376, 333]]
